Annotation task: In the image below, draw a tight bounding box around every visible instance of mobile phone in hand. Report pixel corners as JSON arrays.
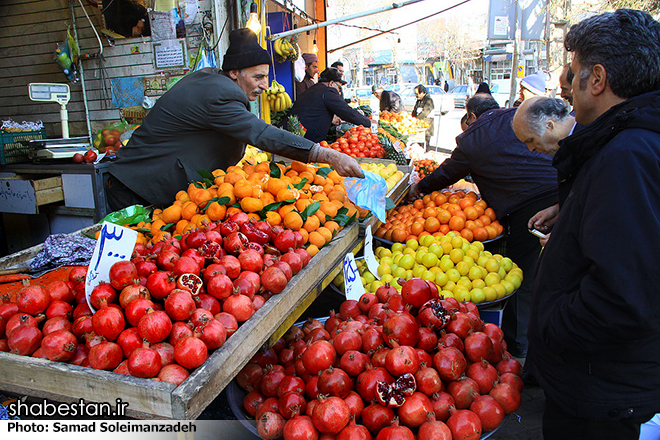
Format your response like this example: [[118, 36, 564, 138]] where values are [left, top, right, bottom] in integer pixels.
[[529, 228, 548, 239]]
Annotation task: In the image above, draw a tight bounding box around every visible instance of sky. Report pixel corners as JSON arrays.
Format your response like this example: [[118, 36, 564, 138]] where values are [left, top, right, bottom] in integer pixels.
[[326, 0, 490, 61]]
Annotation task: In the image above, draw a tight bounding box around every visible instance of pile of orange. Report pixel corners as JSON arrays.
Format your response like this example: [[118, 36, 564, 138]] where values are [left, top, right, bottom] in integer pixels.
[[380, 111, 429, 134], [124, 160, 371, 255], [375, 189, 504, 243], [413, 159, 440, 179]]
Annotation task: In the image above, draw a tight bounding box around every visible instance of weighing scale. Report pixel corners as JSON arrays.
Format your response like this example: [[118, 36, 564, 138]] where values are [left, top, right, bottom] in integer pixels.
[[24, 83, 92, 160]]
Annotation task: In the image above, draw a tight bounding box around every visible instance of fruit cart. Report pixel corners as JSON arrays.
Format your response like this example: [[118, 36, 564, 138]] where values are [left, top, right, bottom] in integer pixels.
[[0, 222, 362, 419]]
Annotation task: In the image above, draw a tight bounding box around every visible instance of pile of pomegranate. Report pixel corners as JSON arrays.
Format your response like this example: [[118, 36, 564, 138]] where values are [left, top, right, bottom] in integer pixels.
[[0, 212, 312, 385], [237, 278, 523, 440]]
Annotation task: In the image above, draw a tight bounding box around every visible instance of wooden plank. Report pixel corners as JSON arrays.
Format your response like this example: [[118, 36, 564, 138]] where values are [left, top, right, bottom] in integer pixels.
[[31, 176, 61, 191], [35, 186, 64, 206], [173, 222, 359, 419], [0, 353, 177, 419]]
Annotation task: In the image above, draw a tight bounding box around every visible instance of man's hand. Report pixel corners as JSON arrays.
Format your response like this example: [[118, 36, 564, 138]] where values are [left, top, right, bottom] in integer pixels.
[[407, 183, 421, 202], [332, 115, 342, 126], [528, 203, 560, 231], [315, 147, 364, 178]]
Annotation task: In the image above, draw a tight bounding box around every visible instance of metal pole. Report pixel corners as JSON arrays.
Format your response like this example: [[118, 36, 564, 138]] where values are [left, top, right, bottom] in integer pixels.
[[268, 0, 428, 40], [508, 2, 520, 108]]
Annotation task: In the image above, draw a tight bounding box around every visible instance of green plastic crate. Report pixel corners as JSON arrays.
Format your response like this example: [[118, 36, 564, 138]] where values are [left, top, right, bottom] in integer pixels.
[[0, 129, 46, 164]]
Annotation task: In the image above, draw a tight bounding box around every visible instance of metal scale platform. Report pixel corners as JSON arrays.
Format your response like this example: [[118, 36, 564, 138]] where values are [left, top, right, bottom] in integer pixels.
[[24, 83, 91, 160]]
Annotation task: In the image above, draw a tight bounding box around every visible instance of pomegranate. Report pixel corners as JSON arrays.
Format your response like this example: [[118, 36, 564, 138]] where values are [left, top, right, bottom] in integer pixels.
[[301, 340, 336, 375], [446, 409, 482, 440], [238, 249, 264, 273], [164, 289, 196, 321], [257, 411, 286, 439], [464, 331, 494, 363], [415, 364, 443, 396], [362, 403, 395, 435], [400, 278, 434, 309], [489, 382, 521, 414], [385, 345, 420, 376], [8, 325, 42, 355], [196, 319, 227, 349], [280, 252, 303, 274], [447, 377, 480, 409], [152, 342, 175, 366], [45, 280, 75, 303], [398, 391, 434, 428], [312, 395, 351, 435], [261, 266, 288, 294], [214, 312, 238, 337], [418, 412, 452, 440], [376, 417, 415, 439], [146, 271, 176, 300], [174, 336, 208, 369], [117, 327, 143, 358], [339, 350, 369, 377], [109, 260, 138, 290], [470, 394, 506, 431], [433, 346, 467, 381], [222, 292, 254, 322], [16, 285, 50, 315], [158, 363, 190, 386], [382, 313, 419, 348], [88, 341, 123, 370], [118, 284, 150, 309], [337, 418, 370, 440], [206, 274, 233, 300], [176, 273, 203, 295], [467, 359, 499, 394], [124, 298, 155, 327], [356, 365, 393, 402], [138, 309, 172, 343], [92, 304, 125, 341], [279, 391, 307, 419], [431, 391, 456, 421], [128, 346, 162, 378], [318, 366, 352, 398], [418, 299, 451, 330]]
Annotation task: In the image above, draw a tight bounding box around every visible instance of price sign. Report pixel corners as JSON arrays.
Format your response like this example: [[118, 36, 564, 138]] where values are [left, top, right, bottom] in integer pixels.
[[85, 223, 137, 312], [343, 253, 365, 300], [364, 226, 380, 280]]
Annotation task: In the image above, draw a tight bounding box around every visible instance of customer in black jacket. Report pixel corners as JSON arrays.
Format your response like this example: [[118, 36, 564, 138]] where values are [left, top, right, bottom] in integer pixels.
[[289, 68, 370, 143], [528, 10, 660, 439], [411, 84, 434, 145], [410, 93, 558, 357]]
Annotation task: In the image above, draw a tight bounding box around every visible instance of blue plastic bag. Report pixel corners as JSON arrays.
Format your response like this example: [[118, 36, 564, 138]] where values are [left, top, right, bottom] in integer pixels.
[[344, 171, 389, 223]]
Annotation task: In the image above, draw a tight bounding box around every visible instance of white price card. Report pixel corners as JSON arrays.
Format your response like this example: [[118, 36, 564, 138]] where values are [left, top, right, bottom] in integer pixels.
[[85, 223, 137, 312], [343, 253, 366, 301], [364, 226, 381, 280]]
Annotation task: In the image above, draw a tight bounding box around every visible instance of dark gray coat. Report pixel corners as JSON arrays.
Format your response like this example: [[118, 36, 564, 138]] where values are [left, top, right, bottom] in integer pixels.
[[109, 68, 315, 207]]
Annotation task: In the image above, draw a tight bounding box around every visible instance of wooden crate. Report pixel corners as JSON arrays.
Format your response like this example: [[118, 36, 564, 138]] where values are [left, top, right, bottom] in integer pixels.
[[0, 222, 359, 419], [271, 154, 412, 174], [0, 175, 63, 214]]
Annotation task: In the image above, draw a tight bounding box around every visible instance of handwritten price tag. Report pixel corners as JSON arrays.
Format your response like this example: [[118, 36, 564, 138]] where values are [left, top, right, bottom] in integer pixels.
[[364, 226, 380, 280], [343, 253, 365, 301], [85, 223, 137, 312]]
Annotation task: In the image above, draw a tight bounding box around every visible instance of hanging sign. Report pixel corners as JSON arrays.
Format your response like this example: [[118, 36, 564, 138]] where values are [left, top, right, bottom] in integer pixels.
[[364, 226, 381, 280], [343, 253, 365, 300]]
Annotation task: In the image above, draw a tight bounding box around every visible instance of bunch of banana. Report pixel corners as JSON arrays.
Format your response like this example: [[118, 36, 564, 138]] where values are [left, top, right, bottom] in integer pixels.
[[273, 37, 296, 60], [265, 80, 292, 112], [238, 145, 270, 166]]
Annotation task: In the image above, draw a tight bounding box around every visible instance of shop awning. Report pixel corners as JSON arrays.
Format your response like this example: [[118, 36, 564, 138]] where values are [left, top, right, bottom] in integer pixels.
[[483, 54, 512, 62]]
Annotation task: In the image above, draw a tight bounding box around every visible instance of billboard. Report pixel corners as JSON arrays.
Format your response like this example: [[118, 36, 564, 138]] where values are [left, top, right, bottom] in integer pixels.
[[488, 0, 516, 40], [521, 0, 547, 40]]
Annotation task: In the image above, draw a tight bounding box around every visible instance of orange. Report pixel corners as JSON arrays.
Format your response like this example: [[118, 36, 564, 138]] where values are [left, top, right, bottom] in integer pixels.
[[176, 190, 190, 202], [324, 220, 340, 234], [260, 192, 275, 207], [278, 204, 297, 219], [181, 201, 199, 221], [314, 210, 327, 225], [326, 170, 342, 185], [267, 178, 287, 196], [485, 225, 499, 239], [424, 217, 441, 233], [473, 227, 489, 242], [478, 215, 491, 226], [423, 207, 437, 219], [240, 197, 264, 213], [265, 211, 282, 226], [459, 198, 474, 210], [460, 228, 474, 242], [306, 244, 320, 257], [439, 224, 451, 235], [299, 171, 315, 184], [150, 219, 167, 235], [391, 228, 408, 242], [285, 169, 299, 179], [485, 207, 497, 221], [357, 207, 370, 218], [226, 206, 242, 217], [438, 209, 452, 224], [320, 201, 338, 218], [308, 231, 326, 248], [413, 199, 424, 210], [217, 190, 236, 206], [283, 211, 303, 230], [422, 194, 432, 205], [411, 222, 425, 236], [317, 226, 333, 242], [448, 216, 465, 231], [206, 202, 227, 221], [232, 180, 252, 199], [247, 213, 261, 222], [464, 206, 479, 220], [303, 215, 320, 233], [174, 219, 190, 235], [465, 220, 476, 230], [446, 203, 462, 216], [375, 226, 388, 238], [296, 198, 312, 212], [433, 193, 447, 206], [277, 187, 299, 203], [224, 171, 246, 185], [161, 204, 182, 224], [328, 190, 346, 203]]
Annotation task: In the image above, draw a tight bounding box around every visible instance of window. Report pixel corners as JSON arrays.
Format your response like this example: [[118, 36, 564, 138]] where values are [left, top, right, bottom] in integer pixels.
[[101, 0, 152, 39]]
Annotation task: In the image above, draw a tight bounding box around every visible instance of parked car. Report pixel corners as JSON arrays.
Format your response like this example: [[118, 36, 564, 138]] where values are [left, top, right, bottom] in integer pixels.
[[353, 86, 379, 110], [385, 83, 417, 94], [400, 85, 455, 115], [450, 85, 470, 108], [490, 80, 516, 108]]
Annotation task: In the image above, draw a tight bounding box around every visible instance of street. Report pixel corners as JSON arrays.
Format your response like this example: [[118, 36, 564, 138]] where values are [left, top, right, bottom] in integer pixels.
[[430, 108, 465, 154]]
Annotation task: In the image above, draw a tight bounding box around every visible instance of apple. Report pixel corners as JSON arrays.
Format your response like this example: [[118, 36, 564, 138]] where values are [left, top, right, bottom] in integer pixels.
[[105, 135, 118, 147], [73, 153, 84, 163], [83, 149, 98, 163]]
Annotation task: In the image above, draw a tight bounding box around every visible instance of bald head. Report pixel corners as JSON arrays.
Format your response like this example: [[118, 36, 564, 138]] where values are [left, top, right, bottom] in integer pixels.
[[513, 96, 574, 155]]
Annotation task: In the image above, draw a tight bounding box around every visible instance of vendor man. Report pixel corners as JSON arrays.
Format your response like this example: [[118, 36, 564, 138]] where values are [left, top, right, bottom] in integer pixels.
[[289, 68, 370, 143], [295, 53, 319, 97], [106, 29, 363, 210]]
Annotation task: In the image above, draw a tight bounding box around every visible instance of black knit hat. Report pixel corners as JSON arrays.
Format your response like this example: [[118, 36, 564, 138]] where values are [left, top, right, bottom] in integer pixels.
[[222, 28, 271, 71]]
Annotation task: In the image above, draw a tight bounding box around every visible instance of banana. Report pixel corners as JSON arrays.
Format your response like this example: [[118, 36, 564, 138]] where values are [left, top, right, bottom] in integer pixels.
[[282, 92, 291, 109], [273, 38, 283, 57]]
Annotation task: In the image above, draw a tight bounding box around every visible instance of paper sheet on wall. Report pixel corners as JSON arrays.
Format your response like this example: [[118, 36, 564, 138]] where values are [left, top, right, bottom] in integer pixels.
[[149, 10, 176, 41], [183, 0, 198, 25], [85, 224, 137, 313], [154, 39, 187, 70]]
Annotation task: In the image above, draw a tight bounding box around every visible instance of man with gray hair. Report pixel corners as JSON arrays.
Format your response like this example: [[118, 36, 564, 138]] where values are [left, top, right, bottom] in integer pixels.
[[513, 96, 574, 156]]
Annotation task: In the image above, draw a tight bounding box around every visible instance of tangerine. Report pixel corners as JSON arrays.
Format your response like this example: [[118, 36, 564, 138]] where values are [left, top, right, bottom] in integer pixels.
[[391, 228, 408, 242], [473, 227, 489, 242], [424, 217, 441, 233], [460, 228, 474, 242], [411, 222, 425, 236], [448, 216, 465, 231], [283, 211, 303, 230], [240, 197, 264, 213]]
